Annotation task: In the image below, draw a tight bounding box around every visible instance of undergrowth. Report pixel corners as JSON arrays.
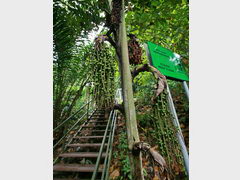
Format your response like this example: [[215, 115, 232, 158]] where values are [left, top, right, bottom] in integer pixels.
[[110, 116, 132, 180]]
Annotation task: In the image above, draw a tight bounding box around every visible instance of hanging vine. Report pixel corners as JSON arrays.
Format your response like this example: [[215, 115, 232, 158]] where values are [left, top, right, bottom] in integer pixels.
[[150, 90, 185, 178], [132, 64, 186, 178], [89, 40, 116, 109]]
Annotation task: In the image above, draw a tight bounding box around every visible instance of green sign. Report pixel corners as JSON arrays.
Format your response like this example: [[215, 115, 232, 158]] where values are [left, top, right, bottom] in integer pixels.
[[147, 41, 189, 81]]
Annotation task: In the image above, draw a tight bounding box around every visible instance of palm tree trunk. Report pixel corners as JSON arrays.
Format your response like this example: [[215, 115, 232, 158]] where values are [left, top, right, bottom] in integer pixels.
[[117, 0, 144, 179]]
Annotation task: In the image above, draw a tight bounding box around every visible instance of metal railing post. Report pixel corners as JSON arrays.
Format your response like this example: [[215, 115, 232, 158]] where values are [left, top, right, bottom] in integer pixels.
[[101, 111, 117, 180], [53, 100, 92, 132], [53, 109, 96, 164], [91, 111, 114, 180], [166, 82, 189, 174], [182, 81, 189, 100], [105, 112, 117, 180]]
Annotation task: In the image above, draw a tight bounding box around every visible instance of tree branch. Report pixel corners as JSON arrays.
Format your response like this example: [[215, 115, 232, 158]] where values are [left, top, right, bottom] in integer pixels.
[[106, 32, 117, 49], [132, 64, 167, 101], [105, 29, 121, 60], [113, 103, 125, 115]]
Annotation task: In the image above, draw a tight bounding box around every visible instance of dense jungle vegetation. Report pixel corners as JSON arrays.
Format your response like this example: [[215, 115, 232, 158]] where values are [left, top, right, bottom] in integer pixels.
[[53, 0, 189, 179]]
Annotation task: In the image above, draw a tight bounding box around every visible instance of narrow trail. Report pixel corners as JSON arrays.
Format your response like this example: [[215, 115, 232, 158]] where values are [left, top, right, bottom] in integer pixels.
[[54, 109, 118, 180]]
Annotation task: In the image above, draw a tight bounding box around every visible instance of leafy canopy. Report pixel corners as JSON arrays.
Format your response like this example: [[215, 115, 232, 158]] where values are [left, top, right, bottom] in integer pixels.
[[126, 0, 189, 63]]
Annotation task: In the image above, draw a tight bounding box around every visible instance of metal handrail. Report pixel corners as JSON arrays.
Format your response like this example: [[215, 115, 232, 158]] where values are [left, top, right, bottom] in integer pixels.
[[105, 112, 117, 180], [53, 111, 89, 149], [91, 110, 114, 180], [101, 112, 115, 180], [65, 109, 97, 147], [101, 111, 117, 180], [53, 100, 92, 132], [53, 109, 96, 164]]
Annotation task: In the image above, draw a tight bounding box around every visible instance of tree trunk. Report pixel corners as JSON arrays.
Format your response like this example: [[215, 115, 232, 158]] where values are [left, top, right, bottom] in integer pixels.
[[117, 0, 144, 179]]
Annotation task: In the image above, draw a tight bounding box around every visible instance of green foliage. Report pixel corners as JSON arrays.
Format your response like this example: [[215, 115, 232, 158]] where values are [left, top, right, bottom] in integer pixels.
[[128, 4, 189, 175], [133, 72, 187, 178], [53, 1, 189, 179], [53, 0, 104, 60], [169, 81, 189, 125], [143, 168, 147, 178], [137, 113, 150, 128], [126, 0, 189, 61], [153, 91, 185, 170], [121, 156, 132, 180], [134, 71, 156, 108], [53, 44, 95, 136], [114, 129, 133, 180]]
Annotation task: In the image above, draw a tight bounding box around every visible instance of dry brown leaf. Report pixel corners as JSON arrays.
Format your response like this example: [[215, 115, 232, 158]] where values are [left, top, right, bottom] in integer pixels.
[[154, 166, 159, 172], [109, 165, 114, 173], [149, 148, 167, 172], [156, 78, 165, 96], [153, 175, 160, 180], [109, 169, 120, 179], [69, 131, 75, 134]]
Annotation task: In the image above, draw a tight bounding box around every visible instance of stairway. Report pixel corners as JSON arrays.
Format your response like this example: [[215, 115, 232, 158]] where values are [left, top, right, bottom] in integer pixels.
[[53, 109, 117, 180]]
